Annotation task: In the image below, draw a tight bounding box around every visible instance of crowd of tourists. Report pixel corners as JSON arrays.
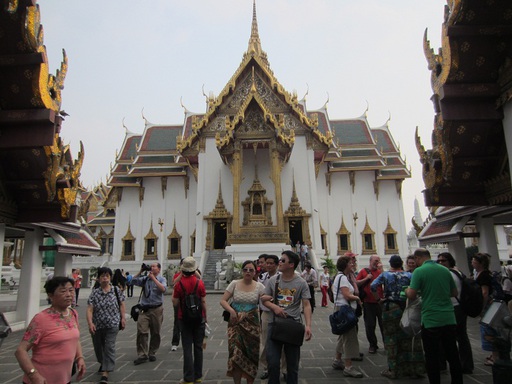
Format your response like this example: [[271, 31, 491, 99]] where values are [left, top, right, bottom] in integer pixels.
[[14, 248, 512, 384]]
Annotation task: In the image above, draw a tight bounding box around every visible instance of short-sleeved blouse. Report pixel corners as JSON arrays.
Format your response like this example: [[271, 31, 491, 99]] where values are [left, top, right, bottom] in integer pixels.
[[22, 308, 79, 384], [332, 273, 356, 309], [226, 280, 265, 311]]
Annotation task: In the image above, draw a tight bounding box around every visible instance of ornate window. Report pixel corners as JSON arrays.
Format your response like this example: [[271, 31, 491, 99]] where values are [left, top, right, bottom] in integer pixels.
[[144, 221, 158, 261], [361, 216, 376, 255], [167, 218, 182, 260], [383, 217, 398, 254], [337, 217, 351, 255], [320, 223, 328, 255], [121, 223, 135, 261]]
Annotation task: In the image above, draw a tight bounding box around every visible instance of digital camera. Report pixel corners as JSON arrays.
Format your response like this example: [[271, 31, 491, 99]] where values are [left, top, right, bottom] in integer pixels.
[[141, 263, 151, 273]]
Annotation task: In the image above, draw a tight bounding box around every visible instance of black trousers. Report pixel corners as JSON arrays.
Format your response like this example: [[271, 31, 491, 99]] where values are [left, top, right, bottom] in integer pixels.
[[362, 302, 383, 349], [422, 324, 463, 384], [439, 305, 474, 373]]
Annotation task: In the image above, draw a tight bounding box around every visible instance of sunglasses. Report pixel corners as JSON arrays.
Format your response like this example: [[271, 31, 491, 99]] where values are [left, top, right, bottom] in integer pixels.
[[437, 259, 447, 263], [279, 258, 288, 263], [242, 268, 255, 273]]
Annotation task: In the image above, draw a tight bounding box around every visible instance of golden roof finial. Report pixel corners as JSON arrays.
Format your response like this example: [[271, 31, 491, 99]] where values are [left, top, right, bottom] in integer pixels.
[[247, 0, 262, 56]]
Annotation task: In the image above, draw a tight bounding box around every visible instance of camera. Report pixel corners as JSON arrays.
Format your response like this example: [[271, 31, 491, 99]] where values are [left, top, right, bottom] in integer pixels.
[[141, 263, 151, 273]]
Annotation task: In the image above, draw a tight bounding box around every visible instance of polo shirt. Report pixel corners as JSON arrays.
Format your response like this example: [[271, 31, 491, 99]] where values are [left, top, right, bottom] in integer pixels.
[[409, 259, 456, 328]]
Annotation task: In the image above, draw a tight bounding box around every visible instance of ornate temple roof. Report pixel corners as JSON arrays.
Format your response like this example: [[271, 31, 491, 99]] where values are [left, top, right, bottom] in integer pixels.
[[108, 1, 409, 187], [416, 0, 512, 206]]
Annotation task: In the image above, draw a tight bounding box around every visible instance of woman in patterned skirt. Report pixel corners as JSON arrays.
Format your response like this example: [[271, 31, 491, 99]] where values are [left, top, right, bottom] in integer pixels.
[[220, 260, 265, 384], [371, 255, 425, 379]]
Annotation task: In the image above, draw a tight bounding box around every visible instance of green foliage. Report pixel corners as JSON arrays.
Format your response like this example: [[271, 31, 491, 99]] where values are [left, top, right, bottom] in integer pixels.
[[321, 256, 336, 275]]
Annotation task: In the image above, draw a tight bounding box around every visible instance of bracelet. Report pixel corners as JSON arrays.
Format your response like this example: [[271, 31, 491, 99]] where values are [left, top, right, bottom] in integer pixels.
[[75, 356, 84, 362]]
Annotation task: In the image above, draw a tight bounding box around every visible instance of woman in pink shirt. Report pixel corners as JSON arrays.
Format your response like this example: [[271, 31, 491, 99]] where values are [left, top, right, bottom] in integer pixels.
[[15, 276, 86, 384]]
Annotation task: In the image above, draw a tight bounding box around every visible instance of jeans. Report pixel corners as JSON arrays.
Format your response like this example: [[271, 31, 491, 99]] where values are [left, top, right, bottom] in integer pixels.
[[91, 327, 119, 372], [363, 302, 383, 349], [179, 319, 205, 382], [421, 324, 463, 384], [308, 285, 315, 313], [266, 322, 300, 384]]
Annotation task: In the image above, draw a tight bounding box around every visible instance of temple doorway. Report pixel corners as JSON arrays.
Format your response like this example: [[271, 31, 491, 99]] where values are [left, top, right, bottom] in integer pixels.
[[288, 219, 303, 246], [213, 221, 227, 249]]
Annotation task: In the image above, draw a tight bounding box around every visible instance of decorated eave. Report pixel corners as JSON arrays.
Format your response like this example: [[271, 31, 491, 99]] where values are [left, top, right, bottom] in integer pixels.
[[87, 209, 115, 227], [0, 1, 84, 223], [108, 121, 190, 187], [44, 226, 101, 255], [418, 205, 512, 245], [175, 1, 332, 158], [416, 0, 512, 206]]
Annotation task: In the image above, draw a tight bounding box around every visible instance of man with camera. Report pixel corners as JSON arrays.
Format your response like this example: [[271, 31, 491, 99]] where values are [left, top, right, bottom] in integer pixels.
[[131, 262, 167, 365]]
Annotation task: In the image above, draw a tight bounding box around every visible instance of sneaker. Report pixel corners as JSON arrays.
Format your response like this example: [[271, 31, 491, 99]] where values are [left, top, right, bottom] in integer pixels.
[[260, 371, 269, 379], [133, 356, 148, 365], [149, 355, 156, 362], [99, 375, 108, 384], [178, 381, 193, 384], [368, 346, 377, 354], [171, 345, 178, 351], [343, 366, 363, 378], [194, 378, 203, 383], [332, 359, 345, 370]]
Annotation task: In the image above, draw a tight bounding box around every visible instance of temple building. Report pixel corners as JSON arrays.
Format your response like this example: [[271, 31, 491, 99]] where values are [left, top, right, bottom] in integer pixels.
[[0, 0, 100, 330], [105, 2, 410, 286], [416, 0, 512, 272]]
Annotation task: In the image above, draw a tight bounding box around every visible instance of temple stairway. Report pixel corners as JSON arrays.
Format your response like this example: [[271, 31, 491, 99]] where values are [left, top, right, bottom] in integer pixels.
[[202, 249, 226, 290]]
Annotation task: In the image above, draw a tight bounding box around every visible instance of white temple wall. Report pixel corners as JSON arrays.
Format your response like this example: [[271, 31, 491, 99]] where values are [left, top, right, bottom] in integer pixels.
[[112, 187, 140, 260]]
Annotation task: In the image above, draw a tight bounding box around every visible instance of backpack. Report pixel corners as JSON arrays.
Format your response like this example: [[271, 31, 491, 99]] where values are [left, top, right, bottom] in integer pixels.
[[490, 271, 506, 301], [180, 278, 202, 322], [450, 269, 483, 318]]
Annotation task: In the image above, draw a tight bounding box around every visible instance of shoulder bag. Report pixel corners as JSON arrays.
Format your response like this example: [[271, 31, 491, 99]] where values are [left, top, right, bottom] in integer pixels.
[[113, 286, 123, 329], [329, 273, 358, 335], [130, 284, 144, 322], [400, 297, 422, 336], [270, 275, 305, 346]]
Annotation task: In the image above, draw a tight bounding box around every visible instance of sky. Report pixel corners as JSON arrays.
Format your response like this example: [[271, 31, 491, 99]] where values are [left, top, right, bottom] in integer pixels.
[[38, 0, 446, 226]]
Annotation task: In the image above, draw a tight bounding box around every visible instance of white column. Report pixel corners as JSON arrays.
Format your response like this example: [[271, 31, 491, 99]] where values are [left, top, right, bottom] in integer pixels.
[[17, 227, 44, 323], [448, 239, 470, 276], [54, 252, 72, 278], [0, 223, 5, 283], [474, 215, 500, 271], [503, 101, 512, 185]]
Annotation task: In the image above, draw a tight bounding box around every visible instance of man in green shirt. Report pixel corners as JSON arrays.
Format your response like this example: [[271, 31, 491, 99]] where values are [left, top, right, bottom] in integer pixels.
[[406, 248, 463, 384]]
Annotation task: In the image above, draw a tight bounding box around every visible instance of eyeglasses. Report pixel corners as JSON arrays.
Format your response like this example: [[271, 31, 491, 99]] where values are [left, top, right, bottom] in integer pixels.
[[242, 268, 255, 273], [279, 258, 288, 263], [437, 259, 447, 263]]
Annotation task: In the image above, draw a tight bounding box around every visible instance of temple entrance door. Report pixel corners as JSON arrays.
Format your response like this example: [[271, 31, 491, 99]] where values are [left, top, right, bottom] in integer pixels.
[[288, 219, 303, 247], [213, 221, 227, 249]]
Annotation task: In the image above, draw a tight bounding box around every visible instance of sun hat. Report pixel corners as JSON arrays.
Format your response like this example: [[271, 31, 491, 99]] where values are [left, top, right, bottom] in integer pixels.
[[181, 257, 196, 273]]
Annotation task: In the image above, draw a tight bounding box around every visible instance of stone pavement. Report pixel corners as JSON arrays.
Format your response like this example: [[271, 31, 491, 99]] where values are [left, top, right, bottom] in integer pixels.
[[0, 287, 494, 383]]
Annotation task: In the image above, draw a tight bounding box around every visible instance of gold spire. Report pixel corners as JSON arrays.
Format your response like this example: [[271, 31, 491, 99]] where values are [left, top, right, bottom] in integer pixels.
[[246, 0, 269, 66], [247, 0, 262, 55]]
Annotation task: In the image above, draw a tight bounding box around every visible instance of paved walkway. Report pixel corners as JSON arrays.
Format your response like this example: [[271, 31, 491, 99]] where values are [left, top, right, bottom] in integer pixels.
[[0, 287, 494, 383]]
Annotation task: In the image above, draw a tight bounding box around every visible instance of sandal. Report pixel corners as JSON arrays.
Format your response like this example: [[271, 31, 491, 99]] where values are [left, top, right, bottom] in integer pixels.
[[381, 369, 396, 379]]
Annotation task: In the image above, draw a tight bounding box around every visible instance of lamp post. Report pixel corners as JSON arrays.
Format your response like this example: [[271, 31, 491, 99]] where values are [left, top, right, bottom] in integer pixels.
[[352, 212, 358, 254], [158, 218, 164, 268]]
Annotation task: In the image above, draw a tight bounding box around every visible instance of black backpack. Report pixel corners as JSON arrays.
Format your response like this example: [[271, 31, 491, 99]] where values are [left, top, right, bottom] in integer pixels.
[[450, 269, 483, 318], [180, 279, 202, 323]]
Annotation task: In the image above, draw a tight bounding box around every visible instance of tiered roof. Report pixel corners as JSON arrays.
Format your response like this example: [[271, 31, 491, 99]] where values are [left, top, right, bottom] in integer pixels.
[[108, 1, 409, 187]]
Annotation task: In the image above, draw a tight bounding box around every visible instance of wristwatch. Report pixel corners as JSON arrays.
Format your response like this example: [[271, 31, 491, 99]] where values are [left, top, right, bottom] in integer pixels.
[[28, 368, 37, 376]]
